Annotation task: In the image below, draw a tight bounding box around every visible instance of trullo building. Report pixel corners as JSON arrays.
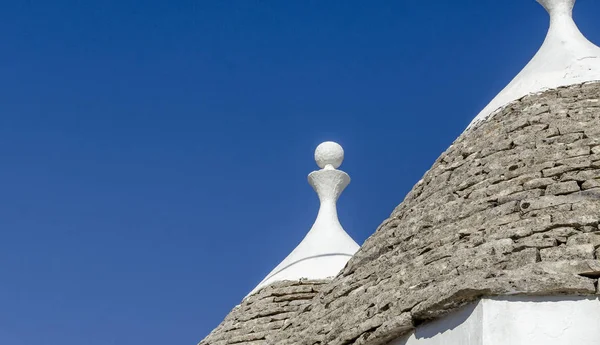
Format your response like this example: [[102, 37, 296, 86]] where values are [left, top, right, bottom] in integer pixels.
[[200, 0, 600, 344]]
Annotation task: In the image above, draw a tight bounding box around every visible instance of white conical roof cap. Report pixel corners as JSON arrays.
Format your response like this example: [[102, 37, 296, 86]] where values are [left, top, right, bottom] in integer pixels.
[[469, 0, 600, 128], [248, 142, 360, 296]]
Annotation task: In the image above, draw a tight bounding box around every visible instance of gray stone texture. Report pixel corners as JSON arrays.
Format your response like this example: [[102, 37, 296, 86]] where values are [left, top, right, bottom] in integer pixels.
[[200, 82, 600, 345], [199, 280, 328, 345]]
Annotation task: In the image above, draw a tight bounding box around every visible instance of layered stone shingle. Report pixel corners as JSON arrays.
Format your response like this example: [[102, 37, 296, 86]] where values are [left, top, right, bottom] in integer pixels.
[[199, 280, 328, 345]]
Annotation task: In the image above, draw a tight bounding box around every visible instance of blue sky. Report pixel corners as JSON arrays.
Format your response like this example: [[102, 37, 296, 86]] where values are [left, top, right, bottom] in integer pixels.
[[1, 1, 599, 344]]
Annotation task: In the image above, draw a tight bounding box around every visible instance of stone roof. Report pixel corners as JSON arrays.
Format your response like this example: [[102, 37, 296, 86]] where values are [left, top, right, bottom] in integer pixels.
[[200, 81, 600, 345], [199, 1, 600, 344], [268, 82, 600, 345], [199, 280, 328, 345], [198, 142, 359, 345]]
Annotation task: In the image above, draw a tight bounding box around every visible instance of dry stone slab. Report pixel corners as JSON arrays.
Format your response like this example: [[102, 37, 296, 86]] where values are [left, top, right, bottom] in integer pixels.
[[567, 233, 600, 248], [540, 244, 595, 261], [582, 179, 600, 190], [524, 177, 556, 190], [545, 181, 580, 195]]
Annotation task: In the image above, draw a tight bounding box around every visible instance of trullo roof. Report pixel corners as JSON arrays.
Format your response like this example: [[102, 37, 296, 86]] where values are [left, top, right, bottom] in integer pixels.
[[200, 1, 600, 344], [199, 141, 360, 345]]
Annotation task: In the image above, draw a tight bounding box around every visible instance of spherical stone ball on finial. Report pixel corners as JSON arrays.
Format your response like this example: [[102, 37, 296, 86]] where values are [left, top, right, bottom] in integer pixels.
[[315, 141, 344, 169]]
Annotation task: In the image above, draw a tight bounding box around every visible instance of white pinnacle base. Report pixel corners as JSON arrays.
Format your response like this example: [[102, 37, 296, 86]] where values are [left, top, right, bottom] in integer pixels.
[[248, 142, 360, 296], [469, 0, 600, 128]]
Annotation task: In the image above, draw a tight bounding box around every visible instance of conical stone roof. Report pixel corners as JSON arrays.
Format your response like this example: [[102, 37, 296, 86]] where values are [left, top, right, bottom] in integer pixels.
[[272, 81, 600, 345], [199, 1, 600, 344], [199, 142, 360, 345], [201, 82, 600, 345]]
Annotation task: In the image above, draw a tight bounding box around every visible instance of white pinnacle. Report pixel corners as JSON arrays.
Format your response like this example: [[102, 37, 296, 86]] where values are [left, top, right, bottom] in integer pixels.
[[248, 142, 360, 296], [469, 0, 600, 128]]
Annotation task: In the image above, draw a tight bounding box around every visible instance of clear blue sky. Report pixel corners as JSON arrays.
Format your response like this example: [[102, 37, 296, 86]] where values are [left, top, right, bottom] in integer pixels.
[[1, 1, 599, 344]]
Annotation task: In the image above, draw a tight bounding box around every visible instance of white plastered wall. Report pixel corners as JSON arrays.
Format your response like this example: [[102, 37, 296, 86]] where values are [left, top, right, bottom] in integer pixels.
[[390, 296, 600, 345]]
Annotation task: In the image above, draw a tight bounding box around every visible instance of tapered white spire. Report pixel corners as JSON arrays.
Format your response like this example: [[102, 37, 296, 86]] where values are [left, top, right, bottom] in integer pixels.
[[249, 142, 360, 296], [469, 0, 600, 127]]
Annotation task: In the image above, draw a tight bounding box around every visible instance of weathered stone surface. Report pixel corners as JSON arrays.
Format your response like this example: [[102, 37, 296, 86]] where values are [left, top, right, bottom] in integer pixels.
[[198, 280, 327, 345], [506, 248, 539, 269], [535, 260, 600, 278], [524, 177, 555, 190], [567, 233, 600, 247], [200, 83, 600, 345], [545, 181, 580, 195], [582, 179, 600, 190], [409, 267, 594, 321], [540, 244, 595, 261], [515, 235, 557, 250]]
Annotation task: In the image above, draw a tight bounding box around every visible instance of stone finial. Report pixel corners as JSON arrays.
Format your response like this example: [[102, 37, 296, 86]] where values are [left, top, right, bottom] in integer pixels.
[[247, 141, 360, 296], [308, 141, 350, 206], [468, 0, 600, 128], [315, 141, 344, 170]]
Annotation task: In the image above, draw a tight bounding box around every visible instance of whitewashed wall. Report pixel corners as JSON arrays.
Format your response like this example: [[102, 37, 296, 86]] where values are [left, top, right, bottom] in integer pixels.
[[390, 296, 600, 345]]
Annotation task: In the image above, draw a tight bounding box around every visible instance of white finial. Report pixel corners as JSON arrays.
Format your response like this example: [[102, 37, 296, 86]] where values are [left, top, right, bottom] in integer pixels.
[[537, 0, 575, 16], [315, 141, 344, 170], [468, 0, 600, 128], [247, 141, 359, 296]]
